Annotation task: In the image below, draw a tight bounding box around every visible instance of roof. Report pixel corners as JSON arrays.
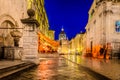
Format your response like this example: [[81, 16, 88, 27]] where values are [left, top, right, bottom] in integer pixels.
[[60, 27, 66, 34], [60, 31, 65, 34]]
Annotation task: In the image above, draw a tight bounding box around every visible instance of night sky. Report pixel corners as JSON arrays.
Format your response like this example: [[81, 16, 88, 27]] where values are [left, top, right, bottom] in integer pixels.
[[44, 0, 93, 40]]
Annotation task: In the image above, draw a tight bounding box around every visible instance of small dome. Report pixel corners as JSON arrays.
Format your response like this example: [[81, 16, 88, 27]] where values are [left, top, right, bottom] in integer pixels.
[[60, 31, 65, 34]]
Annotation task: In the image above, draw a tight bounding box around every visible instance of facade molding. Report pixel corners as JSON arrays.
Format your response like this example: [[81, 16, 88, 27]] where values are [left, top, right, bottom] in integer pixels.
[[0, 14, 17, 27]]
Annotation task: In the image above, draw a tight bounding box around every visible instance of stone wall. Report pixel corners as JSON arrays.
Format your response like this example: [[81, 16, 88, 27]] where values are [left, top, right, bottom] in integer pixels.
[[86, 1, 120, 58], [0, 0, 28, 47]]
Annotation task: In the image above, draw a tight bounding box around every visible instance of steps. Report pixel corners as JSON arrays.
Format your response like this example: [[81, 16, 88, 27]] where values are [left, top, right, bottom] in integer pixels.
[[0, 62, 35, 79]]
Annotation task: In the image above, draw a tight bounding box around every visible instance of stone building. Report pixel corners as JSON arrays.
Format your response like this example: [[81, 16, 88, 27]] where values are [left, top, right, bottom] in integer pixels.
[[81, 33, 87, 55], [85, 0, 120, 58], [0, 0, 27, 47], [28, 0, 56, 53], [69, 32, 84, 55], [58, 28, 69, 54], [0, 0, 53, 60], [27, 0, 54, 39], [69, 38, 75, 54], [0, 0, 27, 59], [48, 30, 55, 40], [59, 28, 67, 41]]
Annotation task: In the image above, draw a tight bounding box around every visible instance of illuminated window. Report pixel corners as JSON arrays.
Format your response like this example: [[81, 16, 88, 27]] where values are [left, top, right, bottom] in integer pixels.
[[115, 21, 120, 32]]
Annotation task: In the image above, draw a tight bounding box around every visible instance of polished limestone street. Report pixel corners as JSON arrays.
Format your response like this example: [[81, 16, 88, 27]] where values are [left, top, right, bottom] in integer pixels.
[[7, 54, 119, 80], [10, 54, 96, 80]]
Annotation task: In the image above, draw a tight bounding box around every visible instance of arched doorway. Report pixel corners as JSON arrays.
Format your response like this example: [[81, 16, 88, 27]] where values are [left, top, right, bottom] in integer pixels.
[[0, 20, 15, 59]]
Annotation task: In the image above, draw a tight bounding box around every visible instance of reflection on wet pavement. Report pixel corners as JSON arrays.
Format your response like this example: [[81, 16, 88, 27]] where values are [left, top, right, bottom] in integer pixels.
[[12, 56, 95, 80], [63, 54, 120, 80]]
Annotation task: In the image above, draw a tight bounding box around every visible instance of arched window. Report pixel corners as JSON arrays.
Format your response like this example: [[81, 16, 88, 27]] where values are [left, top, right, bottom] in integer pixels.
[[115, 21, 120, 32]]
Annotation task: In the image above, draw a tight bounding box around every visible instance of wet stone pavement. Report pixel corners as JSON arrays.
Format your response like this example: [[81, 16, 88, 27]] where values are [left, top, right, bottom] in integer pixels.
[[11, 55, 96, 80], [63, 54, 120, 80]]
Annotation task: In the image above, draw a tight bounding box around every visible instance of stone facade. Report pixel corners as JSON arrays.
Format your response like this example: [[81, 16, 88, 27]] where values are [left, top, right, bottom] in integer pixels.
[[4, 47, 23, 60], [48, 30, 55, 40], [0, 0, 27, 47], [69, 33, 84, 55], [85, 0, 120, 58], [81, 33, 87, 55], [0, 0, 52, 62], [0, 0, 27, 60], [58, 28, 69, 54], [21, 16, 39, 64], [27, 0, 54, 39]]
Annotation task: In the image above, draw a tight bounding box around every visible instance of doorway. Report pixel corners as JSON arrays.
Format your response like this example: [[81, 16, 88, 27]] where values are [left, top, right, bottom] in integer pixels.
[[0, 37, 4, 59]]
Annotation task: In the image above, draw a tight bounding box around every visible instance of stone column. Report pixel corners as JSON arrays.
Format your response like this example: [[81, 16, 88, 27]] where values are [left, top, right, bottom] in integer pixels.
[[21, 9, 40, 64]]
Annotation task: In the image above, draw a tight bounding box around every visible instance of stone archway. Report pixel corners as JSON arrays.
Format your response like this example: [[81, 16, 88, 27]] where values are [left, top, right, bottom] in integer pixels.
[[0, 20, 15, 47], [0, 20, 15, 59], [0, 14, 17, 47]]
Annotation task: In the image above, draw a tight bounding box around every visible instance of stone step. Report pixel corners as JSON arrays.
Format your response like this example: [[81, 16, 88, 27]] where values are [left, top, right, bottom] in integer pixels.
[[0, 62, 28, 74], [0, 62, 35, 79]]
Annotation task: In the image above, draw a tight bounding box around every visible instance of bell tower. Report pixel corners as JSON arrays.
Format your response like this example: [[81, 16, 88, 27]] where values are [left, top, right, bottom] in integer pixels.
[[59, 27, 67, 40]]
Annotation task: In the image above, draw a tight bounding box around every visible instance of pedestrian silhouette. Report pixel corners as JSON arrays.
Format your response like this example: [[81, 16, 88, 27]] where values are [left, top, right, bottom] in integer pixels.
[[99, 47, 104, 55], [104, 45, 108, 59]]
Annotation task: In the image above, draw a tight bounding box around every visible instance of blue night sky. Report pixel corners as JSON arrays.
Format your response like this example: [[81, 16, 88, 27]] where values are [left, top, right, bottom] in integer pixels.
[[44, 0, 93, 40]]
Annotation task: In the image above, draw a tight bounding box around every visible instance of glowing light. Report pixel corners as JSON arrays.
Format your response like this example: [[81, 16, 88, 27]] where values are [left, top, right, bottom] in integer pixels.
[[38, 32, 59, 53]]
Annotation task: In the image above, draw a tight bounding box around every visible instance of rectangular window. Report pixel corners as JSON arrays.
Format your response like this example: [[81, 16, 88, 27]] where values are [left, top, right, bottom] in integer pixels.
[[115, 21, 120, 32]]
